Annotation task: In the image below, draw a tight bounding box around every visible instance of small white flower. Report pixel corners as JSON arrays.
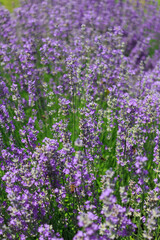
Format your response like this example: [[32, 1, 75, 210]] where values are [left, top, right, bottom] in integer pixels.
[[74, 138, 83, 147], [12, 95, 17, 101]]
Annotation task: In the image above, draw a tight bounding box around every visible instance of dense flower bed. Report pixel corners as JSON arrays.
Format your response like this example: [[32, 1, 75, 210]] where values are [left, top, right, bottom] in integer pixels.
[[0, 0, 160, 239]]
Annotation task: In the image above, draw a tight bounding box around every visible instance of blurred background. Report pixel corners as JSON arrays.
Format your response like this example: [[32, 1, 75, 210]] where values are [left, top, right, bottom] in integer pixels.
[[0, 0, 160, 12]]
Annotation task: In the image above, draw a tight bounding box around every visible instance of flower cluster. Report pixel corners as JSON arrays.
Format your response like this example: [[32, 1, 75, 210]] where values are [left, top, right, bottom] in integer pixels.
[[1, 0, 160, 239]]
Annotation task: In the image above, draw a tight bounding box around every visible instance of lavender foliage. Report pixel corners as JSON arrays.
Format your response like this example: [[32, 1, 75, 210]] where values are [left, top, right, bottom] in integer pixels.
[[0, 0, 160, 239]]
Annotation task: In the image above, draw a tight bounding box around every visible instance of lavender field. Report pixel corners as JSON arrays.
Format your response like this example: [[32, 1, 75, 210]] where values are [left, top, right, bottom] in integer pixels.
[[1, 0, 160, 239]]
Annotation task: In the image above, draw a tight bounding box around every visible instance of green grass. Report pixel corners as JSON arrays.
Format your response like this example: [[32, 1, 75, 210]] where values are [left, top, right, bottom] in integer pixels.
[[0, 0, 19, 12]]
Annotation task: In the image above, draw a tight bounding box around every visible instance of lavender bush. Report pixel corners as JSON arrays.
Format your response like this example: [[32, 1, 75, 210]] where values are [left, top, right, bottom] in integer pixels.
[[0, 0, 160, 239]]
